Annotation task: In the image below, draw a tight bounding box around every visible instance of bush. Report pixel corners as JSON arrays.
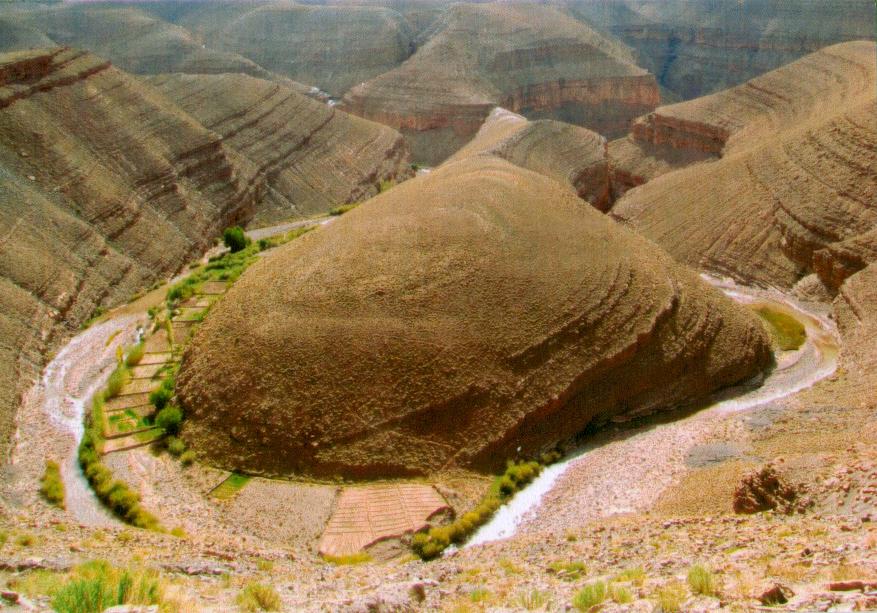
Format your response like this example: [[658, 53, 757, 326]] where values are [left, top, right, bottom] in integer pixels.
[[148, 373, 175, 412], [179, 450, 196, 466], [104, 366, 129, 399], [223, 226, 249, 253], [236, 582, 281, 612], [655, 582, 687, 613], [609, 583, 633, 604], [51, 560, 162, 613], [329, 203, 358, 216], [687, 564, 716, 596], [40, 460, 65, 509], [124, 343, 145, 368], [155, 405, 183, 435], [166, 436, 186, 457], [573, 582, 607, 611]]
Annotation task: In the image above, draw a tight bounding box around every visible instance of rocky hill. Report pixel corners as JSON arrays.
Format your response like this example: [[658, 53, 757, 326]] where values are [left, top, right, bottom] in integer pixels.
[[340, 3, 659, 163], [0, 48, 263, 460], [177, 148, 772, 479], [612, 41, 877, 290], [174, 1, 416, 97], [563, 0, 876, 101], [147, 73, 412, 225], [449, 108, 611, 210], [2, 4, 271, 78]]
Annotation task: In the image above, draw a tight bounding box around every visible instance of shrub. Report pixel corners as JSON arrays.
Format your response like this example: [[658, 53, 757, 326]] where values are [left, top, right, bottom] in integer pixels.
[[51, 560, 162, 613], [223, 226, 249, 253], [148, 373, 175, 412], [514, 589, 549, 610], [687, 564, 716, 596], [124, 343, 145, 368], [322, 552, 372, 565], [609, 583, 633, 604], [104, 366, 129, 399], [236, 582, 281, 612], [40, 460, 65, 509], [548, 560, 587, 581], [166, 436, 186, 457], [179, 450, 196, 466], [329, 203, 358, 216], [655, 582, 687, 613], [615, 566, 646, 587], [573, 582, 607, 611], [155, 405, 183, 435]]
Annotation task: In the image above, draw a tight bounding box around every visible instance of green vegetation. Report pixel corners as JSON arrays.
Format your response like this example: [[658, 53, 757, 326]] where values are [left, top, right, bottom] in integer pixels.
[[39, 460, 65, 509], [165, 436, 186, 457], [378, 178, 395, 193], [34, 560, 164, 613], [573, 582, 607, 610], [222, 225, 249, 253], [124, 342, 145, 367], [514, 589, 549, 610], [754, 306, 806, 351], [211, 473, 252, 500], [149, 368, 176, 412], [256, 225, 313, 251], [469, 588, 490, 603], [609, 583, 633, 604], [179, 450, 196, 466], [615, 566, 647, 586], [322, 552, 372, 565], [412, 458, 547, 560], [155, 405, 183, 435], [236, 582, 281, 612], [687, 564, 717, 596], [104, 365, 130, 399], [329, 203, 358, 216], [78, 396, 161, 531]]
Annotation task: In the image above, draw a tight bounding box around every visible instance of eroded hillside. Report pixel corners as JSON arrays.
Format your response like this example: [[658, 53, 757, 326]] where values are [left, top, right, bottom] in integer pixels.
[[0, 48, 262, 460], [177, 150, 771, 479], [147, 73, 412, 225], [340, 3, 659, 163], [612, 41, 876, 290]]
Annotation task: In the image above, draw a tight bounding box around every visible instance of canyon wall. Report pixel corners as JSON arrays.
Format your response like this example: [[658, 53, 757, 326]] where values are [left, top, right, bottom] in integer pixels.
[[0, 48, 262, 460], [612, 42, 877, 291], [340, 3, 659, 164], [562, 0, 876, 101], [147, 73, 412, 225]]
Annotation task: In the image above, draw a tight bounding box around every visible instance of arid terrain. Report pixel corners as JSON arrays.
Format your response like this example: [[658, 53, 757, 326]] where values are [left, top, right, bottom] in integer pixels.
[[0, 1, 875, 612]]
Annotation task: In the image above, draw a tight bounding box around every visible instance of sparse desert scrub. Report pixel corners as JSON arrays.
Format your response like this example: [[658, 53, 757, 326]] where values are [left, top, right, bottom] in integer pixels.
[[687, 564, 717, 596], [609, 582, 634, 604], [548, 560, 587, 581], [329, 203, 358, 215], [40, 459, 65, 509], [104, 365, 129, 399], [223, 225, 249, 253], [615, 566, 646, 586], [124, 342, 145, 367], [572, 581, 607, 610], [514, 589, 550, 610], [322, 552, 372, 565], [654, 582, 687, 613], [236, 582, 281, 611]]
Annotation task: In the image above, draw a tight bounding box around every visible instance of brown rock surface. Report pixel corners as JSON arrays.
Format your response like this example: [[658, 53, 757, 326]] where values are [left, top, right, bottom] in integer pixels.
[[733, 464, 809, 514], [340, 3, 659, 163], [449, 108, 611, 209], [147, 73, 412, 225], [613, 41, 877, 289], [0, 48, 260, 459], [177, 150, 772, 480]]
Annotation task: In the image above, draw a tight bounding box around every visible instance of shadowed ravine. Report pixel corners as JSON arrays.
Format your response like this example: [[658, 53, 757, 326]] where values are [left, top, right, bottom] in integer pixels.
[[466, 277, 839, 547]]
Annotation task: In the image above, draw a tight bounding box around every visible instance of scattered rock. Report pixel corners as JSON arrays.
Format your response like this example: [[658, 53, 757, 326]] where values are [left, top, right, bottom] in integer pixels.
[[759, 583, 794, 605], [733, 465, 809, 514], [103, 606, 159, 613]]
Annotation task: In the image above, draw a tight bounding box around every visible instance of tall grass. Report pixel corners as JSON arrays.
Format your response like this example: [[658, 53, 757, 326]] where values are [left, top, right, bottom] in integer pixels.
[[51, 560, 162, 613], [124, 343, 145, 368], [572, 582, 607, 610], [236, 582, 281, 612], [40, 460, 65, 509]]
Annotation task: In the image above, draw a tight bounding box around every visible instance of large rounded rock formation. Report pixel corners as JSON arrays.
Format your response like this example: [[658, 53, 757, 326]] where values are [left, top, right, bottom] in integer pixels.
[[177, 155, 773, 480]]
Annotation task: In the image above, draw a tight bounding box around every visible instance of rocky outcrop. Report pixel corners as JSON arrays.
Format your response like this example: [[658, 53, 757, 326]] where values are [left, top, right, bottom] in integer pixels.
[[449, 108, 611, 210], [562, 0, 876, 101], [613, 42, 877, 289], [147, 73, 412, 225], [340, 3, 658, 164], [733, 465, 809, 515], [4, 5, 271, 78], [0, 48, 261, 459], [177, 147, 772, 480]]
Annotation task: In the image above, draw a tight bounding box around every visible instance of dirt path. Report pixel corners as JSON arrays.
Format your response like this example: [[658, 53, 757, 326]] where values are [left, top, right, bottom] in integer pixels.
[[467, 279, 839, 545]]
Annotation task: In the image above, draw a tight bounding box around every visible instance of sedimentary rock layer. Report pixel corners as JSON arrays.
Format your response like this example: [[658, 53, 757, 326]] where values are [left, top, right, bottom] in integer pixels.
[[178, 2, 415, 96], [449, 108, 611, 210], [340, 3, 659, 164], [4, 4, 270, 77], [177, 152, 772, 480], [613, 42, 877, 290], [562, 0, 876, 100], [147, 73, 412, 225], [0, 48, 260, 459]]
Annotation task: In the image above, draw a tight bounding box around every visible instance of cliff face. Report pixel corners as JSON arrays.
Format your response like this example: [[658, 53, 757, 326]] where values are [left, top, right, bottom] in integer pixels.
[[147, 73, 412, 225], [177, 153, 772, 480], [4, 5, 271, 78], [612, 42, 877, 290], [0, 48, 261, 459], [563, 0, 876, 101], [340, 3, 659, 164]]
